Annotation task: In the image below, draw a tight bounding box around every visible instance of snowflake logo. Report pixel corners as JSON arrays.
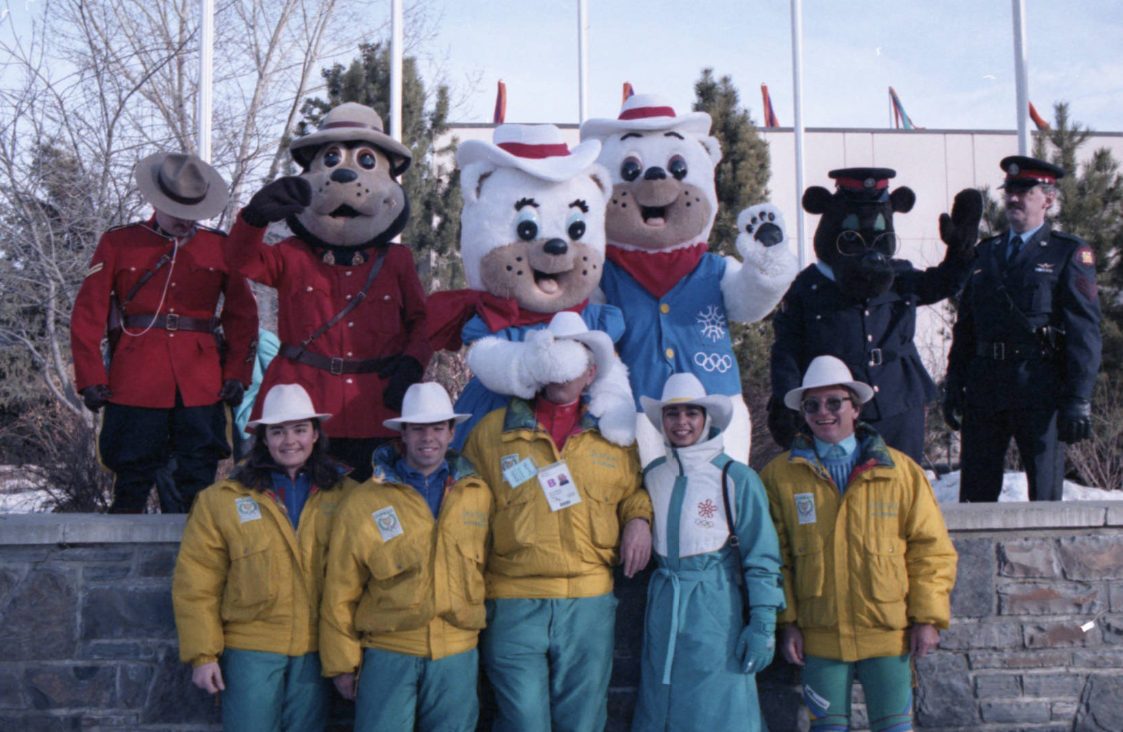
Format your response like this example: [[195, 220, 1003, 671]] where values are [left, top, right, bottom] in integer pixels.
[[698, 499, 717, 519], [697, 306, 727, 342]]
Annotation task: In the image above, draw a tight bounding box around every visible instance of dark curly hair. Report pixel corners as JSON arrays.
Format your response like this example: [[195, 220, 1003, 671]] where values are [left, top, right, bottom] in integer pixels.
[[229, 419, 346, 491]]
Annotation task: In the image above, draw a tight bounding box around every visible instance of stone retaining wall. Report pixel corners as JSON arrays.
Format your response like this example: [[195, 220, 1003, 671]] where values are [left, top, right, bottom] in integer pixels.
[[1, 504, 1120, 732]]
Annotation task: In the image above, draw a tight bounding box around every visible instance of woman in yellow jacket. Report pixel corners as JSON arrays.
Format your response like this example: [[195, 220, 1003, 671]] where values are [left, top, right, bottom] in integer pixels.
[[760, 357, 957, 732], [173, 384, 356, 732]]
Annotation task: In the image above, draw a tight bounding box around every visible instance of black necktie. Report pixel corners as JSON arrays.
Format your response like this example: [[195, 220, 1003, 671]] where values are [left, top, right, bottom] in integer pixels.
[[1005, 235, 1023, 264]]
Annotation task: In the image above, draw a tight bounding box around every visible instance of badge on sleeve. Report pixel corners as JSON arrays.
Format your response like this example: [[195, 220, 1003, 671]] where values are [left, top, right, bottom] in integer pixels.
[[372, 506, 404, 542], [1076, 246, 1095, 266], [235, 496, 262, 523], [794, 493, 817, 525], [85, 262, 104, 279]]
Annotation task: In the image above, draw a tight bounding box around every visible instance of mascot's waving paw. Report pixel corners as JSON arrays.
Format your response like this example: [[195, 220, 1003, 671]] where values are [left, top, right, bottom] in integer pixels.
[[938, 188, 983, 261], [736, 204, 799, 279]]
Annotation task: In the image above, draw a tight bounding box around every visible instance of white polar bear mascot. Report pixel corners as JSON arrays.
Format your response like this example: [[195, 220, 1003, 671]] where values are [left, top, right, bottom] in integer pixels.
[[580, 94, 798, 464], [427, 124, 637, 447]]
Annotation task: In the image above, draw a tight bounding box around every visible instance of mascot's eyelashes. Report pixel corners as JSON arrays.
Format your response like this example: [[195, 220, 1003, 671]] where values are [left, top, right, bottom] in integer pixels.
[[514, 197, 538, 210], [621, 157, 642, 182], [669, 155, 687, 181]]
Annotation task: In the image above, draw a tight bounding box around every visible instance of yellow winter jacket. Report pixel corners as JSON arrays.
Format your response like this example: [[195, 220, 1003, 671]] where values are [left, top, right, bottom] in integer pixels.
[[760, 425, 957, 662], [172, 473, 356, 667], [319, 448, 492, 675], [462, 397, 652, 600]]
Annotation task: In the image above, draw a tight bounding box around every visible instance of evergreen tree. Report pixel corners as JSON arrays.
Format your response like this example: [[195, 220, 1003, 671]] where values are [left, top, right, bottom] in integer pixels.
[[299, 42, 464, 293]]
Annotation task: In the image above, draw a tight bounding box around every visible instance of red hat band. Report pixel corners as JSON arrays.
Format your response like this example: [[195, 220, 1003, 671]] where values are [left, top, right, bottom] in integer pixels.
[[1007, 169, 1056, 184], [618, 105, 677, 121], [497, 142, 571, 160], [835, 177, 890, 191]]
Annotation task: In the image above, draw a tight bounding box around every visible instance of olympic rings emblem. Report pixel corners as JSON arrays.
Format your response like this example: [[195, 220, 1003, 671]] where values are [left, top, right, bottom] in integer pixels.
[[694, 352, 734, 373]]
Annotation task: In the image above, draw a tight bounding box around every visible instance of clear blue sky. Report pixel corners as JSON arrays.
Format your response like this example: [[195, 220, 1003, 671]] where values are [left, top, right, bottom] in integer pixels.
[[425, 0, 1123, 132]]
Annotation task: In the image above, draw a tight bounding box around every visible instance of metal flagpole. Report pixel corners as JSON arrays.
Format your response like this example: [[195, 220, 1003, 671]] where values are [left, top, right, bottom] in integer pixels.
[[197, 0, 214, 163], [1012, 0, 1030, 155], [578, 0, 589, 123], [391, 0, 403, 143], [791, 0, 808, 268]]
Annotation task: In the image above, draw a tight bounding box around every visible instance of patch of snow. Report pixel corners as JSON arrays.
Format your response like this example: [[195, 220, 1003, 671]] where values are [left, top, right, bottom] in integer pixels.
[[929, 470, 1123, 504]]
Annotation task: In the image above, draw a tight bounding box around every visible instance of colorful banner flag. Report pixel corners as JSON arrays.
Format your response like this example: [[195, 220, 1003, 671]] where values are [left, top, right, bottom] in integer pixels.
[[493, 80, 506, 125], [1029, 102, 1051, 131], [760, 83, 780, 127], [888, 87, 922, 130], [622, 82, 635, 107]]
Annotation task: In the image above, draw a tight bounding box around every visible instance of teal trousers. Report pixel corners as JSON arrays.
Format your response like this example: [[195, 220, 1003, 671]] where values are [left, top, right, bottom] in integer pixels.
[[354, 646, 479, 732], [218, 649, 329, 732], [480, 593, 617, 732], [802, 654, 914, 732]]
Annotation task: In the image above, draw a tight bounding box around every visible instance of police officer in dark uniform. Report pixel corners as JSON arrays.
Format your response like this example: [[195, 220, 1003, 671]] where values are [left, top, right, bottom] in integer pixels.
[[944, 156, 1102, 501]]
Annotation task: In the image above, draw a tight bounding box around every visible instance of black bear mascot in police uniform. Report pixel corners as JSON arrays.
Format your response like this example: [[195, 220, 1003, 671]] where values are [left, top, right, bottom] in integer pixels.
[[769, 168, 982, 464]]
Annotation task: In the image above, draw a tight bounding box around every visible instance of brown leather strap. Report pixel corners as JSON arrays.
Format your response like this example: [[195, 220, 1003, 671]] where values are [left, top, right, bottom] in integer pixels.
[[278, 343, 388, 375], [122, 313, 218, 333]]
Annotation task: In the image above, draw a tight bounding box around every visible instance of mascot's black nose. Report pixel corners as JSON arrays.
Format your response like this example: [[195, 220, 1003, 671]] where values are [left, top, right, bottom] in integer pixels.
[[644, 167, 667, 181], [755, 222, 784, 247], [331, 169, 358, 183], [543, 238, 568, 255], [862, 250, 887, 266]]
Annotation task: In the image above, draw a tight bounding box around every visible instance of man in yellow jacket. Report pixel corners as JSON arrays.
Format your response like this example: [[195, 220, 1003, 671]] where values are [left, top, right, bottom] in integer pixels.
[[462, 312, 653, 732], [761, 356, 957, 732], [320, 382, 490, 732]]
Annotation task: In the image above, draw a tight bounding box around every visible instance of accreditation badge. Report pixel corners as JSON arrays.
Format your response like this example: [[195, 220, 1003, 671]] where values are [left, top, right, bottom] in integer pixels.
[[537, 461, 582, 512], [235, 497, 261, 524], [794, 493, 817, 525]]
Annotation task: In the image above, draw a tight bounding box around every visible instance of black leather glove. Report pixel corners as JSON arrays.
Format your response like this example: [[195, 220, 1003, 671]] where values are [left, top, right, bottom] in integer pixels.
[[1058, 397, 1092, 443], [942, 372, 965, 432], [81, 384, 112, 412], [380, 356, 424, 414], [241, 177, 312, 228], [939, 188, 983, 262], [218, 379, 246, 407], [767, 397, 798, 450]]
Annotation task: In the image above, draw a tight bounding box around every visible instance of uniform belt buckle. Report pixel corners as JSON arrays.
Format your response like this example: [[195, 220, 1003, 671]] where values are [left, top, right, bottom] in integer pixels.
[[869, 348, 883, 366], [993, 342, 1005, 360], [165, 313, 179, 331], [330, 357, 344, 375]]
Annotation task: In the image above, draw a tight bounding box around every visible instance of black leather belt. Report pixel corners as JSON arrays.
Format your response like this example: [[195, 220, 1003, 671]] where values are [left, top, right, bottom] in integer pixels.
[[976, 341, 1050, 360], [278, 343, 388, 375], [122, 313, 218, 333]]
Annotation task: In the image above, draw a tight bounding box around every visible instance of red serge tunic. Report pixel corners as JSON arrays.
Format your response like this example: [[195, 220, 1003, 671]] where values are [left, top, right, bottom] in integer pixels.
[[70, 219, 258, 408], [227, 217, 433, 440]]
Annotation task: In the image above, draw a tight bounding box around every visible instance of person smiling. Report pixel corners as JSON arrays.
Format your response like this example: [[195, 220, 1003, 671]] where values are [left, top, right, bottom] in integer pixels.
[[172, 383, 356, 732], [632, 373, 784, 732], [319, 382, 490, 732], [761, 356, 957, 732]]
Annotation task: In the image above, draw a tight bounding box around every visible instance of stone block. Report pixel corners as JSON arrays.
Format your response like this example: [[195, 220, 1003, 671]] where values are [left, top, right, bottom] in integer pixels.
[[980, 699, 1051, 723], [1057, 536, 1123, 580], [0, 547, 55, 563], [1111, 583, 1123, 612], [969, 650, 1071, 668], [0, 566, 21, 607], [1025, 621, 1102, 649], [57, 547, 134, 563], [1103, 618, 1123, 645], [119, 664, 154, 709], [950, 537, 994, 618], [0, 670, 23, 709], [79, 641, 160, 661], [1074, 674, 1123, 732], [26, 665, 115, 709], [82, 565, 129, 582], [975, 673, 1020, 697], [0, 715, 83, 732], [138, 548, 177, 579], [915, 652, 976, 726], [1022, 672, 1084, 697], [998, 581, 1104, 615], [939, 621, 1022, 650], [1053, 700, 1080, 720], [143, 648, 221, 725], [999, 539, 1062, 578], [1072, 649, 1123, 666], [0, 569, 78, 660], [80, 587, 175, 640]]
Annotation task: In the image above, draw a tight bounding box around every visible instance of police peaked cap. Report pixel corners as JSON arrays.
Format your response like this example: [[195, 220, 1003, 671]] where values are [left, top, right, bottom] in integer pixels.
[[999, 156, 1065, 189]]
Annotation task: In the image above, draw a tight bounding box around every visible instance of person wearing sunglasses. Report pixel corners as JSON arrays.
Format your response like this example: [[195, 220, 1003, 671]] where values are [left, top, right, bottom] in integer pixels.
[[761, 355, 957, 732]]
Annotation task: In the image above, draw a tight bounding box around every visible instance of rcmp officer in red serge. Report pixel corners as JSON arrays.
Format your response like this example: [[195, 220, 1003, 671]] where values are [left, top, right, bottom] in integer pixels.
[[70, 153, 259, 513], [945, 156, 1102, 501]]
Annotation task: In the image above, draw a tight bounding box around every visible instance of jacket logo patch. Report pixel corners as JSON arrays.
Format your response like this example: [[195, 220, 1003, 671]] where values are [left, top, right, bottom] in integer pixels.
[[462, 509, 487, 528], [235, 497, 261, 523], [871, 500, 898, 518], [85, 262, 105, 279], [794, 493, 816, 525], [373, 506, 404, 541], [589, 450, 618, 469], [698, 499, 718, 519]]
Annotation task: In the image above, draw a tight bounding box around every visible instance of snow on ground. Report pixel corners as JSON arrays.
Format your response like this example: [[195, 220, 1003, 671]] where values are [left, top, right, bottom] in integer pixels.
[[928, 470, 1123, 504], [0, 466, 54, 513]]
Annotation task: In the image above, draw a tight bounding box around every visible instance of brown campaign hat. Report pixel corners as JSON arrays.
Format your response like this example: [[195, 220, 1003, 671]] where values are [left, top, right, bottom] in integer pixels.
[[134, 152, 229, 221], [290, 102, 413, 177]]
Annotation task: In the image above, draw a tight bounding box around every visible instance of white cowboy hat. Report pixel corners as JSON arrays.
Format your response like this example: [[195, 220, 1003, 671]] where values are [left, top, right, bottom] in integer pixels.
[[383, 382, 471, 431], [579, 93, 713, 140], [783, 355, 875, 410], [457, 124, 602, 182], [290, 102, 413, 177], [544, 311, 617, 384], [247, 384, 332, 428], [134, 152, 229, 221], [640, 372, 732, 434]]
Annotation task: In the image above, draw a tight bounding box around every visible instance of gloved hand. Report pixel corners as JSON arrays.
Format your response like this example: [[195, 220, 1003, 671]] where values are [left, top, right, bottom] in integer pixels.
[[218, 379, 245, 407], [1058, 397, 1092, 443], [380, 355, 424, 414], [939, 188, 983, 262], [767, 397, 798, 449], [241, 177, 312, 228], [737, 608, 777, 674], [942, 372, 965, 432], [81, 384, 112, 412]]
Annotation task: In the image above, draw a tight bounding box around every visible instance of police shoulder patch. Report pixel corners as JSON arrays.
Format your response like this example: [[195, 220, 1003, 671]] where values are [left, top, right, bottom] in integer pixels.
[[1075, 246, 1095, 267]]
